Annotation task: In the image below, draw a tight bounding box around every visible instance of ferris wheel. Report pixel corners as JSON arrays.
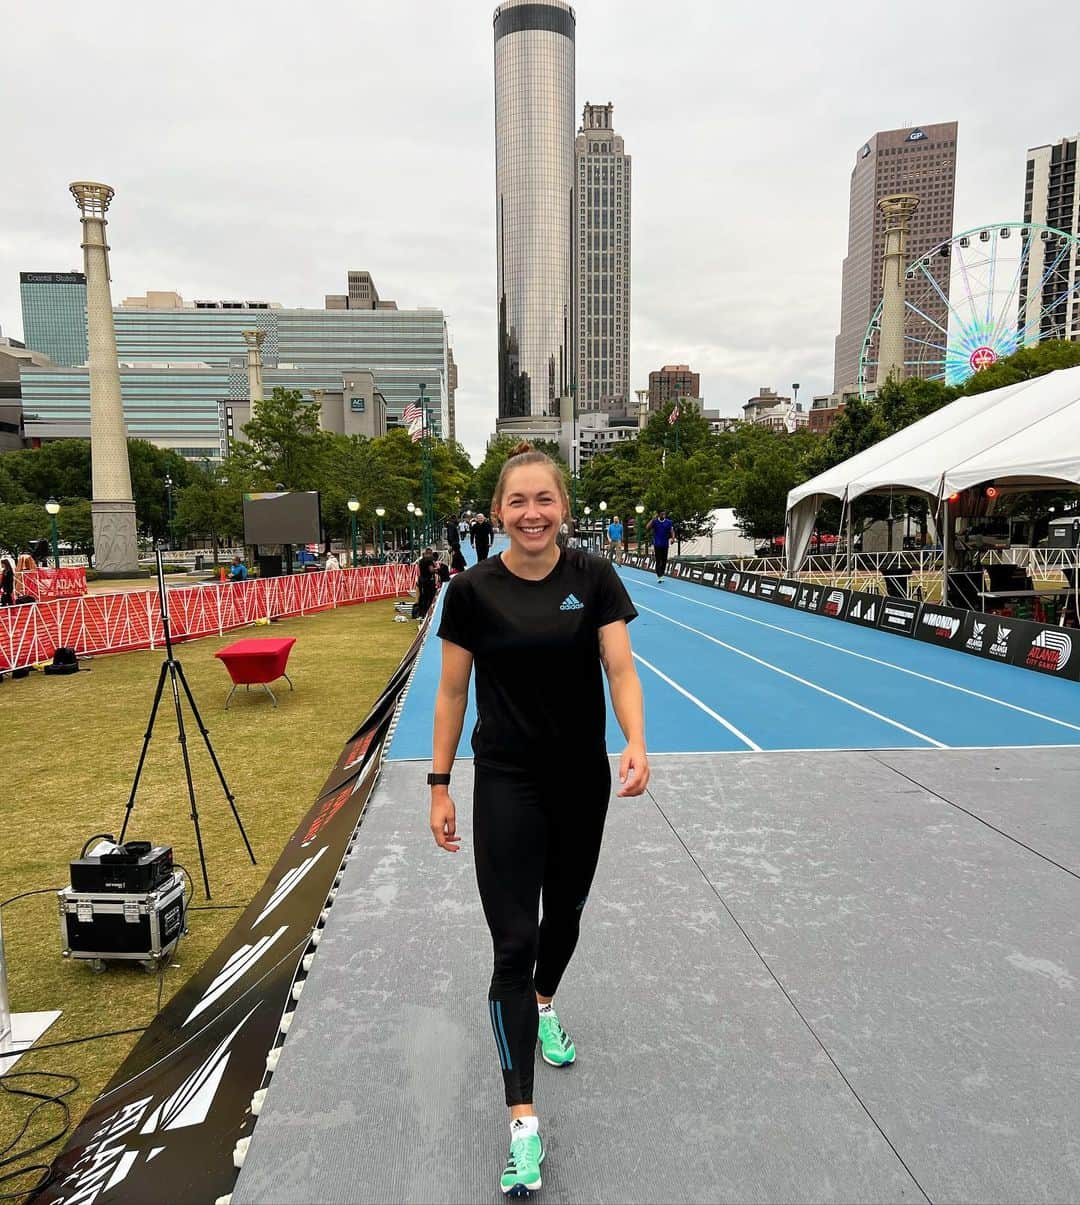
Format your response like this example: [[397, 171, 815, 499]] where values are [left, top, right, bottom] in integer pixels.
[[858, 221, 1080, 398]]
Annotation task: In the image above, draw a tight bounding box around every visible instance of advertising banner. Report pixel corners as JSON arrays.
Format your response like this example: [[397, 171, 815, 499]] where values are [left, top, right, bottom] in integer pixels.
[[876, 597, 920, 637], [1008, 620, 1080, 680], [793, 583, 825, 613], [32, 635, 422, 1204], [736, 573, 761, 598], [843, 591, 883, 628], [914, 603, 970, 650], [756, 577, 782, 603], [816, 586, 850, 619], [775, 579, 801, 608]]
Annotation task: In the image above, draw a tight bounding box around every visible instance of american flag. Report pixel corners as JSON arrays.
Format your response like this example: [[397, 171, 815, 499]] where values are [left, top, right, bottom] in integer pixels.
[[668, 404, 680, 425], [409, 417, 424, 443], [402, 402, 423, 425]]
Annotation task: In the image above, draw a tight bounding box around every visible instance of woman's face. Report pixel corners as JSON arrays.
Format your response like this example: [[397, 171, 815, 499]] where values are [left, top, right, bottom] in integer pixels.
[[496, 464, 565, 555]]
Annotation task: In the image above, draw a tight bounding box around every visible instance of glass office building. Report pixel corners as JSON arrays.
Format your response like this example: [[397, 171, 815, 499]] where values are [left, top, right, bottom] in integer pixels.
[[19, 305, 449, 457], [20, 272, 88, 366], [494, 0, 576, 421]]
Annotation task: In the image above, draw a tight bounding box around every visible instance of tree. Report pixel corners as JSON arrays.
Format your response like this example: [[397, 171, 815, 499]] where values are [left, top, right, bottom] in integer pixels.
[[637, 401, 713, 457], [228, 389, 330, 490], [959, 338, 1080, 396], [0, 504, 50, 558], [174, 469, 243, 564], [58, 499, 94, 557], [127, 439, 196, 540], [728, 428, 817, 541]]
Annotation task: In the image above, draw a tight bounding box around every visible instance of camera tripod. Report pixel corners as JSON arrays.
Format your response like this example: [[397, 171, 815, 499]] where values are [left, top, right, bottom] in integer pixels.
[[119, 551, 256, 897]]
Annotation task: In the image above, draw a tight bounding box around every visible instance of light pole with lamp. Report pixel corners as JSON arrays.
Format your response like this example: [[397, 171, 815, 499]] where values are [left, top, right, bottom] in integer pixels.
[[407, 502, 416, 552], [583, 505, 592, 550], [418, 382, 435, 546], [347, 495, 360, 565], [45, 497, 61, 568], [375, 506, 386, 561], [164, 474, 174, 550], [415, 508, 424, 551], [635, 503, 645, 553]]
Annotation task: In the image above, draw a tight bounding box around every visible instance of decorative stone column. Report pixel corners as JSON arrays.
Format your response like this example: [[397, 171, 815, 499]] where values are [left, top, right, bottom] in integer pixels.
[[876, 194, 920, 387], [242, 330, 265, 418], [70, 182, 139, 575]]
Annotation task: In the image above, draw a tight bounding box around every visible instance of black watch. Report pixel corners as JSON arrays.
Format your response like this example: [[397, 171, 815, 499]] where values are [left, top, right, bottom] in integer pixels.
[[427, 773, 451, 787]]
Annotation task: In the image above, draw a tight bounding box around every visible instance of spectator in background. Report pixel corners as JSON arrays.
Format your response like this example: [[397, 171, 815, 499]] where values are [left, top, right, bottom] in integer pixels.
[[324, 551, 342, 571], [472, 513, 494, 561], [2, 556, 16, 606], [645, 509, 675, 582], [450, 546, 467, 574], [445, 516, 461, 551], [414, 547, 438, 619], [228, 556, 248, 582], [606, 515, 624, 564]]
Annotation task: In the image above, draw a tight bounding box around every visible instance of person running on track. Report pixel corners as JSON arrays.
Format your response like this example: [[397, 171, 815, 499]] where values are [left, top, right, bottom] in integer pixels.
[[431, 441, 650, 1197], [472, 512, 494, 561], [645, 509, 675, 581]]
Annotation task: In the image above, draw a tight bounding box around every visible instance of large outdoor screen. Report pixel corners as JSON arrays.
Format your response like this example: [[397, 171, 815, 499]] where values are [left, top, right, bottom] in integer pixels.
[[242, 491, 321, 545]]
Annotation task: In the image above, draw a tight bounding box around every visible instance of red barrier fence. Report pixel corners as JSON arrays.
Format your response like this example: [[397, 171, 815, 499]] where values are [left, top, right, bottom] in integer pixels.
[[19, 567, 88, 600], [0, 564, 416, 672]]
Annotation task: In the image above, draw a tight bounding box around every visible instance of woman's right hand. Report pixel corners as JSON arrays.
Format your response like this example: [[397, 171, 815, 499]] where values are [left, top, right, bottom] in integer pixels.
[[430, 791, 460, 852]]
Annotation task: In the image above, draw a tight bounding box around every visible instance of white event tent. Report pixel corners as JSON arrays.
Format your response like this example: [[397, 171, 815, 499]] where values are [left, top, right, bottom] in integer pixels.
[[785, 365, 1080, 573]]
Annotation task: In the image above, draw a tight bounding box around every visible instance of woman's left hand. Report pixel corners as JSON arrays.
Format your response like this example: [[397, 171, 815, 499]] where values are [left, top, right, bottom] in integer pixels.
[[616, 743, 650, 797]]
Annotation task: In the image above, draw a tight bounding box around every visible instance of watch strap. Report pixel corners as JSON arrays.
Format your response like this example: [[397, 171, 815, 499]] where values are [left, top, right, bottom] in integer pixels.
[[427, 772, 452, 786]]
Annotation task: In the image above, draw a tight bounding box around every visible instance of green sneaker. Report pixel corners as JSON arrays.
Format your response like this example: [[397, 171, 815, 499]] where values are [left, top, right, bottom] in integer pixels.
[[501, 1122, 544, 1196], [538, 1009, 576, 1067]]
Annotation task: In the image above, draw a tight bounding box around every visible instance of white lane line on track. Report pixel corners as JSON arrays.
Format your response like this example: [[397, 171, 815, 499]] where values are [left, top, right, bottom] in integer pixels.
[[629, 576, 1080, 735], [635, 602, 948, 749], [632, 652, 762, 751]]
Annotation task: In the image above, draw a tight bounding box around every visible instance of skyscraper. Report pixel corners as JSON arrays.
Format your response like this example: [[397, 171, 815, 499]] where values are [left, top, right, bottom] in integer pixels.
[[1020, 135, 1079, 343], [575, 102, 631, 415], [833, 123, 957, 393], [494, 0, 576, 426], [20, 271, 88, 366]]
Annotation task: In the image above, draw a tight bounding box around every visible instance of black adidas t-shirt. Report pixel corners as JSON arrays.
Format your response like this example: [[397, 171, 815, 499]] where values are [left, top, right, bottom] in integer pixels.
[[437, 546, 637, 768]]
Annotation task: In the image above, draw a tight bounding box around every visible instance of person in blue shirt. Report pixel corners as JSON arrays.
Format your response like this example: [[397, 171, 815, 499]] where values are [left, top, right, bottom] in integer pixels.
[[228, 556, 247, 582], [606, 515, 624, 563], [645, 509, 675, 581]]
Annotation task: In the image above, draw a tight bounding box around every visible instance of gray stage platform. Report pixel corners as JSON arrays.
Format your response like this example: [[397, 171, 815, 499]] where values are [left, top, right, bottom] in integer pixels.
[[233, 749, 1080, 1204]]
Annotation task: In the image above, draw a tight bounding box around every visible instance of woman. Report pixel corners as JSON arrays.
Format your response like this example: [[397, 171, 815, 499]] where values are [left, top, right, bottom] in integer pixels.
[[1, 556, 15, 606], [431, 442, 649, 1196]]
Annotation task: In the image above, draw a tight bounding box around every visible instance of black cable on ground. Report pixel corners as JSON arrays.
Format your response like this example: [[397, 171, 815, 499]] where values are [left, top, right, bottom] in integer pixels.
[[0, 1071, 78, 1200], [0, 889, 63, 911]]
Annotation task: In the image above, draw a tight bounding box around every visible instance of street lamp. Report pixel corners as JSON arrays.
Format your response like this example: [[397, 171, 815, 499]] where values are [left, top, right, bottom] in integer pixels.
[[407, 502, 416, 551], [45, 497, 60, 568], [635, 503, 645, 553], [347, 495, 360, 565], [375, 506, 386, 560], [164, 474, 174, 549]]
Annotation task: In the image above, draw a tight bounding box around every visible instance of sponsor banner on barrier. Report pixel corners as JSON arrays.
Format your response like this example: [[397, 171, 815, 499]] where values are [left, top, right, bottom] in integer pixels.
[[816, 586, 849, 619], [961, 611, 1026, 665], [1010, 620, 1080, 680], [756, 577, 781, 603], [844, 590, 882, 628], [877, 597, 919, 637], [915, 603, 969, 649], [794, 583, 824, 613], [36, 637, 420, 1204], [738, 573, 761, 598], [725, 571, 742, 593], [22, 567, 87, 600], [775, 579, 800, 608]]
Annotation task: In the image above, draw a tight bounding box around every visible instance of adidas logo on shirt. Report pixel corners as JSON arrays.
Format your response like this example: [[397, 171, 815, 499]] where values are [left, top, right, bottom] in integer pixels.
[[559, 593, 584, 611]]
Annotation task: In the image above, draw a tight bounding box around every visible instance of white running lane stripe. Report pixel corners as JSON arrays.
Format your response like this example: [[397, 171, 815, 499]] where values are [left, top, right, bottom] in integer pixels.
[[632, 652, 762, 751], [635, 602, 949, 749], [630, 577, 1080, 735]]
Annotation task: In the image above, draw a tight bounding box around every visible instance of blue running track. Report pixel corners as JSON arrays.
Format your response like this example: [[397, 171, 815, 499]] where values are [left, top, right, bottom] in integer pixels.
[[389, 545, 1080, 759]]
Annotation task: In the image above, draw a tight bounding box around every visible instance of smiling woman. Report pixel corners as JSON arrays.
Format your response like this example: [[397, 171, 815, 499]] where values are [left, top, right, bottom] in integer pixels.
[[429, 439, 649, 1196]]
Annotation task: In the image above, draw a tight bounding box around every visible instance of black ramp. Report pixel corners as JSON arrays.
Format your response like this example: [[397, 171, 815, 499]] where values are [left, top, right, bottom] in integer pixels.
[[875, 746, 1080, 875], [234, 759, 918, 1204], [652, 750, 1080, 1203]]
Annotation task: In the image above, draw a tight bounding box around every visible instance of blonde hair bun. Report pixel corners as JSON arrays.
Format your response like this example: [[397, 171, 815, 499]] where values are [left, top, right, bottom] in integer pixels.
[[508, 440, 535, 458]]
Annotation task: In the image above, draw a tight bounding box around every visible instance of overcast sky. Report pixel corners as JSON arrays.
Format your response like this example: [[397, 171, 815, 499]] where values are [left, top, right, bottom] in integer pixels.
[[2, 0, 1076, 460]]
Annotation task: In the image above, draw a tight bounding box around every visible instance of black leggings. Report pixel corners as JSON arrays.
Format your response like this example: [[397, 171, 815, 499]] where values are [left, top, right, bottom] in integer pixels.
[[473, 758, 611, 1106], [654, 545, 669, 578]]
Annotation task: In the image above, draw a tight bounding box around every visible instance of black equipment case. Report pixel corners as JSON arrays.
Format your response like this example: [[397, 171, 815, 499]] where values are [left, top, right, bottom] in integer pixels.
[[58, 874, 185, 966]]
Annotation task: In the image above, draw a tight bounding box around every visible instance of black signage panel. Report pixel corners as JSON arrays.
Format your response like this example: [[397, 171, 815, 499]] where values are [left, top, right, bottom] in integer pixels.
[[1009, 621, 1080, 680], [816, 585, 849, 619], [756, 577, 782, 603], [737, 572, 761, 598], [960, 611, 1033, 666], [794, 583, 824, 613], [914, 603, 969, 649], [877, 597, 920, 637], [844, 590, 883, 628], [775, 579, 800, 608]]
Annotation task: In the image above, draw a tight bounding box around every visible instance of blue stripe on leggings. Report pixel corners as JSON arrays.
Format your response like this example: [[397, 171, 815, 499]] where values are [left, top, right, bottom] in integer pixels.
[[491, 1000, 513, 1071], [488, 1002, 504, 1068]]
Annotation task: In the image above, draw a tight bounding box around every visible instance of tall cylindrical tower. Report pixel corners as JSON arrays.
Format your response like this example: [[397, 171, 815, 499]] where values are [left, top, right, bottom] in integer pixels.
[[70, 182, 139, 575], [494, 0, 575, 425], [876, 194, 920, 386], [242, 329, 266, 415]]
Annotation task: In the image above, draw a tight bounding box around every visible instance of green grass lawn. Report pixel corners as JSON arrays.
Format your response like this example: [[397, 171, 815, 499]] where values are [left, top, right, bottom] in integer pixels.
[[0, 599, 417, 1188]]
